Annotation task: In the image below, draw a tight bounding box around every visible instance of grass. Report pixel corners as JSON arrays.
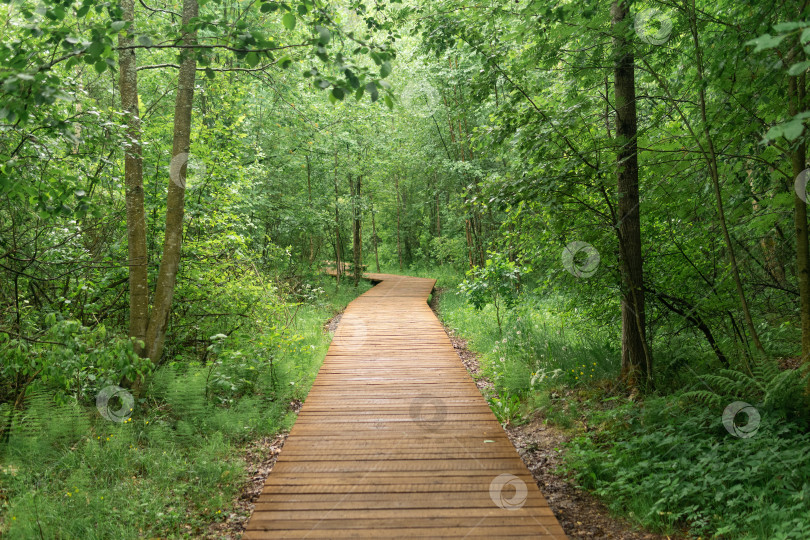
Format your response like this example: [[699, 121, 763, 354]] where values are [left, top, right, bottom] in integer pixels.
[[435, 282, 810, 539], [0, 277, 368, 539]]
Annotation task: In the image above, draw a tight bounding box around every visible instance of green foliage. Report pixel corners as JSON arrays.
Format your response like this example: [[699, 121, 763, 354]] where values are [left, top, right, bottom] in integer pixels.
[[0, 319, 152, 405], [0, 281, 363, 538], [562, 396, 810, 539], [438, 284, 810, 538], [681, 361, 810, 423], [459, 252, 523, 332], [488, 394, 522, 426]]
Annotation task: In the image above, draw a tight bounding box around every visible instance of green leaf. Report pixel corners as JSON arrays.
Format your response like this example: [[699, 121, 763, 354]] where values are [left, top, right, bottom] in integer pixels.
[[94, 60, 107, 74], [384, 93, 393, 109], [745, 34, 788, 53], [773, 22, 807, 32], [783, 119, 805, 141], [86, 40, 105, 58], [297, 3, 308, 15], [110, 21, 127, 33], [332, 87, 344, 100], [282, 12, 296, 31], [138, 35, 152, 47], [788, 61, 810, 76], [245, 52, 259, 68], [344, 68, 359, 89], [205, 67, 215, 79], [260, 2, 274, 13], [316, 25, 331, 45], [380, 61, 392, 78], [366, 82, 379, 102]]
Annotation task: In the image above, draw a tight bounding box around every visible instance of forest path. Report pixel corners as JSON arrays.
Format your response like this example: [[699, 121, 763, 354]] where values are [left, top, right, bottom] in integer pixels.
[[244, 272, 566, 538]]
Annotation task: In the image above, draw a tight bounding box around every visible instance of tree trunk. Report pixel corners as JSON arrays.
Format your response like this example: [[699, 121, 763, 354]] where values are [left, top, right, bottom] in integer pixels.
[[333, 151, 342, 283], [351, 175, 362, 287], [395, 175, 402, 270], [612, 0, 652, 389], [119, 0, 149, 358], [370, 195, 381, 272], [436, 189, 441, 237], [144, 0, 198, 363], [465, 219, 474, 270], [686, 0, 766, 357], [306, 154, 314, 264], [790, 59, 810, 359]]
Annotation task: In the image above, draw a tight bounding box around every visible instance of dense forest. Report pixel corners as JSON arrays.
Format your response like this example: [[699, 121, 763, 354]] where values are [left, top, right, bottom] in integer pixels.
[[2, 0, 810, 537]]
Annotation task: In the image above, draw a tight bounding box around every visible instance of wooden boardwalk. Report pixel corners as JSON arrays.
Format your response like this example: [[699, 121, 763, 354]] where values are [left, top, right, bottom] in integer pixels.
[[245, 273, 566, 538]]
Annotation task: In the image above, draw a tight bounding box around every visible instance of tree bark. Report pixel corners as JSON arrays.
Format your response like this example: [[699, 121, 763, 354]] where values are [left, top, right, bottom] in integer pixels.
[[395, 175, 402, 270], [144, 0, 198, 363], [370, 195, 381, 272], [436, 189, 441, 237], [612, 0, 652, 389], [306, 154, 315, 264], [333, 150, 342, 283], [351, 175, 362, 287], [119, 0, 149, 358], [790, 58, 810, 359]]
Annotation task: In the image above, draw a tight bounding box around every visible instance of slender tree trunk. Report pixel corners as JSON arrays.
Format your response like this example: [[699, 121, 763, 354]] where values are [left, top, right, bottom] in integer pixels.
[[686, 0, 766, 356], [119, 0, 149, 358], [144, 0, 198, 363], [351, 175, 362, 287], [395, 175, 402, 270], [370, 195, 380, 272], [306, 154, 314, 264], [436, 189, 441, 237], [333, 151, 342, 283], [612, 0, 652, 389], [465, 219, 474, 270], [790, 56, 810, 359]]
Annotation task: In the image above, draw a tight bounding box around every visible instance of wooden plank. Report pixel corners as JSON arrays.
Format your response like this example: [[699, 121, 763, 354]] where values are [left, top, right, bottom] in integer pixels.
[[244, 273, 566, 538]]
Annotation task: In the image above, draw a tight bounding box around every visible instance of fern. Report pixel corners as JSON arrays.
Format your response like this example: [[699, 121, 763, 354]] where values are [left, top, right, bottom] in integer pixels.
[[681, 360, 810, 421], [680, 389, 723, 408]]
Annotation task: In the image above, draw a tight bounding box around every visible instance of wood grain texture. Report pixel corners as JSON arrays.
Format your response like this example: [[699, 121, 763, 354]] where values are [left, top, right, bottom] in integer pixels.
[[244, 273, 566, 538]]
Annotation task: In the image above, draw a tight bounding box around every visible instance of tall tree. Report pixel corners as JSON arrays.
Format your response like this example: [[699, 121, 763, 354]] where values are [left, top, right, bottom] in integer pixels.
[[144, 0, 199, 363], [350, 174, 363, 286], [612, 0, 651, 389], [789, 45, 810, 360], [118, 0, 149, 358]]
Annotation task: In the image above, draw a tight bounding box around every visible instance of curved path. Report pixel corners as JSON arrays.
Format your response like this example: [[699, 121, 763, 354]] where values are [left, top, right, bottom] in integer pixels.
[[245, 273, 566, 538]]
